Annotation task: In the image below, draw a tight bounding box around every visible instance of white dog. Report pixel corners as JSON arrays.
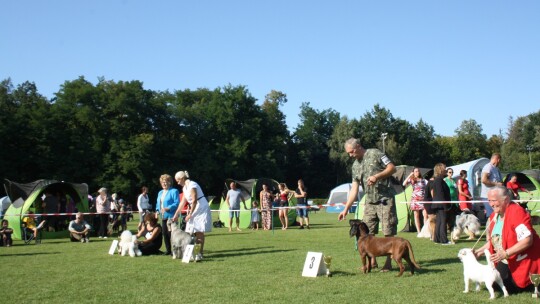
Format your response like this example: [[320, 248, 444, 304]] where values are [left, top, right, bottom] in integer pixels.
[[118, 230, 142, 257], [169, 220, 192, 260], [452, 213, 481, 241], [457, 248, 508, 299]]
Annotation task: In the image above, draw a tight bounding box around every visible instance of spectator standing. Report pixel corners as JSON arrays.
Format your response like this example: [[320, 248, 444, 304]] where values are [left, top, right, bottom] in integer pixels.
[[295, 179, 309, 229], [403, 167, 428, 235], [156, 174, 179, 256], [137, 186, 151, 229], [225, 182, 247, 232], [457, 170, 473, 213], [429, 163, 452, 245], [480, 153, 503, 217], [259, 184, 273, 230], [95, 187, 111, 239]]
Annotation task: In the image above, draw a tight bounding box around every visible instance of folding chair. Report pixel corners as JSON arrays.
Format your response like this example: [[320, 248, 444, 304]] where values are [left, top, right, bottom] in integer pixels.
[[22, 215, 45, 244]]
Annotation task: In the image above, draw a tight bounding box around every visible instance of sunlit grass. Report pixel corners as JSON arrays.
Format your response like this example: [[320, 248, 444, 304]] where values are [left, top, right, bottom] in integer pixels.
[[1, 212, 538, 303]]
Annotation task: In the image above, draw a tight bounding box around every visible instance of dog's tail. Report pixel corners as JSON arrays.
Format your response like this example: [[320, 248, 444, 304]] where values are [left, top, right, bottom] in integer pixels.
[[406, 241, 421, 269], [484, 249, 496, 269]]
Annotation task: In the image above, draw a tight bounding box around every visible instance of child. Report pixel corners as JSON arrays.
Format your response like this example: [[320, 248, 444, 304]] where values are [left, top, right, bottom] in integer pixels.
[[22, 210, 39, 242], [0, 219, 13, 247], [251, 201, 260, 230]]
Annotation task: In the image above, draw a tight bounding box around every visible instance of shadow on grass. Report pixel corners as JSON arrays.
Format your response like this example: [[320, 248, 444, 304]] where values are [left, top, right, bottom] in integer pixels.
[[0, 252, 62, 257], [207, 247, 296, 259]]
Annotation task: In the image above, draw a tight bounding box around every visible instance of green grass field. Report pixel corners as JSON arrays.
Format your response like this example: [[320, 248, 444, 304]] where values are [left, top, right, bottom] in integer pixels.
[[1, 211, 539, 304]]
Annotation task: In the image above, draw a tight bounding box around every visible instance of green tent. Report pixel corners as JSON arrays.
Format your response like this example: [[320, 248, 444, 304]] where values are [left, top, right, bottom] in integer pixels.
[[504, 172, 540, 213], [353, 165, 431, 233], [218, 178, 297, 229], [3, 179, 89, 240]]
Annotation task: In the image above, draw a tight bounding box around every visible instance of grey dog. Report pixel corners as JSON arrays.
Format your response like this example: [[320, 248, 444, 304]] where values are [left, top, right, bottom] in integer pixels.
[[168, 220, 192, 259]]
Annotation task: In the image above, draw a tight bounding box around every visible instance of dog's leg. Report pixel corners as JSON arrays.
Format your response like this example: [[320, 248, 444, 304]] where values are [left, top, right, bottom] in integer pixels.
[[361, 253, 369, 274], [485, 282, 496, 299], [494, 276, 509, 297], [395, 258, 405, 277], [463, 276, 470, 293]]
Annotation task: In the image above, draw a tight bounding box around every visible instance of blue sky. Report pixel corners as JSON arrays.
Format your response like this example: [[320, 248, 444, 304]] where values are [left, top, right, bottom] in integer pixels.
[[2, 1, 539, 137]]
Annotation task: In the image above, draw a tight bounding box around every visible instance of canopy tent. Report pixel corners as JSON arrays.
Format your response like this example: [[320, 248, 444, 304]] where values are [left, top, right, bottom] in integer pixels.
[[503, 172, 540, 212], [3, 179, 89, 240], [325, 183, 363, 213], [522, 169, 540, 182], [351, 165, 430, 232], [218, 178, 296, 229], [446, 158, 490, 199]]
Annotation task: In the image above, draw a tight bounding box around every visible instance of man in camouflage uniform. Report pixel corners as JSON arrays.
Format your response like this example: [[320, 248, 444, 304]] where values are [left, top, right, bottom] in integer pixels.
[[339, 138, 397, 270]]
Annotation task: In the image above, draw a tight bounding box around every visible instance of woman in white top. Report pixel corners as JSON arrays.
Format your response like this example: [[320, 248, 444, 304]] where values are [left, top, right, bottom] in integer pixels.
[[173, 171, 212, 261], [137, 186, 151, 229]]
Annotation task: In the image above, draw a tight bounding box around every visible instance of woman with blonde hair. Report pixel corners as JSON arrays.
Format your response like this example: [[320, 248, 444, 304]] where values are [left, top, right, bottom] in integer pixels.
[[173, 171, 212, 261], [156, 174, 179, 256]]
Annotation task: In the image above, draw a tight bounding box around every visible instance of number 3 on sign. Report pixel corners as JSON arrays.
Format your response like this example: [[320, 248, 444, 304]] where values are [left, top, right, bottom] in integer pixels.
[[302, 252, 326, 277]]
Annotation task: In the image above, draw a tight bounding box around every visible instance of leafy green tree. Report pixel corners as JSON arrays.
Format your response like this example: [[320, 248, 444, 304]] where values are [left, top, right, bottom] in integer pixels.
[[453, 119, 488, 164], [290, 102, 340, 197]]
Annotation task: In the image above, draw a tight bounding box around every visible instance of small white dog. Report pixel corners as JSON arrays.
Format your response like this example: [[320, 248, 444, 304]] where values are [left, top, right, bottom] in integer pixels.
[[118, 230, 142, 257], [452, 213, 481, 241], [169, 220, 192, 260], [457, 248, 508, 299]]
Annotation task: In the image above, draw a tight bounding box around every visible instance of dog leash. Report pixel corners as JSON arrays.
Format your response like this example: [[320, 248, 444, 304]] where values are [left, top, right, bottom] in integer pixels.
[[471, 218, 490, 251]]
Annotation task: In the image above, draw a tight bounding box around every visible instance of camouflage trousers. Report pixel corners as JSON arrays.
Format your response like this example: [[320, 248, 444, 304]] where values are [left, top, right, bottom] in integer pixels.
[[363, 197, 397, 236]]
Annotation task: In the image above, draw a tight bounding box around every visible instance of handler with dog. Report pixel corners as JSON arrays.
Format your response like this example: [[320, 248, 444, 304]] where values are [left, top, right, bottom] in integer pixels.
[[339, 138, 397, 272], [474, 185, 540, 294]]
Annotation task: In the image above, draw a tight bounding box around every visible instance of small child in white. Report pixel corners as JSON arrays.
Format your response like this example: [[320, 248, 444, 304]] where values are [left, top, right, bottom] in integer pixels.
[[251, 201, 260, 230]]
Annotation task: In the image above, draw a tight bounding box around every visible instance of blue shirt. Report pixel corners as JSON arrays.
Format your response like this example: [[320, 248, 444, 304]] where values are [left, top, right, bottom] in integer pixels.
[[156, 188, 179, 219]]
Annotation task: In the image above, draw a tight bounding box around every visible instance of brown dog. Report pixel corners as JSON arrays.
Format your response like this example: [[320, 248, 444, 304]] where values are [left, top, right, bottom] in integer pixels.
[[349, 219, 421, 276]]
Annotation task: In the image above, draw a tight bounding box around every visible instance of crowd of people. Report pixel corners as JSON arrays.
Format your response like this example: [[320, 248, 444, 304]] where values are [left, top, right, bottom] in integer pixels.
[[339, 137, 540, 294], [2, 138, 539, 294]]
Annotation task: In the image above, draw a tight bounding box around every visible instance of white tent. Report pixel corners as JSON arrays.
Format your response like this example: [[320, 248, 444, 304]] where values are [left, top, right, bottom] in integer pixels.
[[447, 158, 490, 199], [0, 196, 12, 218], [325, 183, 363, 213]]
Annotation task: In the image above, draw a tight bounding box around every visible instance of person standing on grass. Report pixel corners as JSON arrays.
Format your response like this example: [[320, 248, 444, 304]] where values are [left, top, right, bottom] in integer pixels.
[[0, 219, 13, 247], [156, 174, 179, 256], [480, 153, 503, 217], [403, 167, 428, 235], [295, 179, 310, 229], [95, 187, 110, 239], [339, 138, 397, 271], [173, 170, 212, 262], [259, 183, 273, 230], [226, 182, 247, 232], [251, 200, 260, 230], [137, 186, 151, 230]]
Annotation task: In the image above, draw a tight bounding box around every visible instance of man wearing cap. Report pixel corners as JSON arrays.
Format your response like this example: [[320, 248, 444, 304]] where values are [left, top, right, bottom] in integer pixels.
[[339, 138, 397, 271], [96, 187, 111, 238], [69, 212, 91, 243]]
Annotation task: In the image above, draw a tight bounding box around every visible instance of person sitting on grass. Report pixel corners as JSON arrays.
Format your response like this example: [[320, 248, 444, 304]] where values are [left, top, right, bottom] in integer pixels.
[[135, 212, 163, 256], [0, 219, 13, 247], [68, 212, 91, 243]]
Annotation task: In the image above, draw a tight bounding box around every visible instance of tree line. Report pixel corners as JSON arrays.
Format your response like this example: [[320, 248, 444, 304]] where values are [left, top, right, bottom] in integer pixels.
[[1, 77, 538, 203]]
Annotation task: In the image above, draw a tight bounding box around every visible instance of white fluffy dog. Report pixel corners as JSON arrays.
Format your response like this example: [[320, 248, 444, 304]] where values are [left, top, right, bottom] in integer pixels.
[[452, 213, 481, 241], [169, 220, 192, 260], [118, 230, 142, 257], [457, 248, 508, 299]]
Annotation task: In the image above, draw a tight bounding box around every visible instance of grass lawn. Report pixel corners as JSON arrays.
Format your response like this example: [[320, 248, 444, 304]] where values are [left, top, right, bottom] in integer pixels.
[[1, 211, 539, 304]]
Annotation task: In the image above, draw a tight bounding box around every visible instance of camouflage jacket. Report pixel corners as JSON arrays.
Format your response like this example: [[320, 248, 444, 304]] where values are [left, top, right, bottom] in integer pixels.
[[352, 148, 396, 203]]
